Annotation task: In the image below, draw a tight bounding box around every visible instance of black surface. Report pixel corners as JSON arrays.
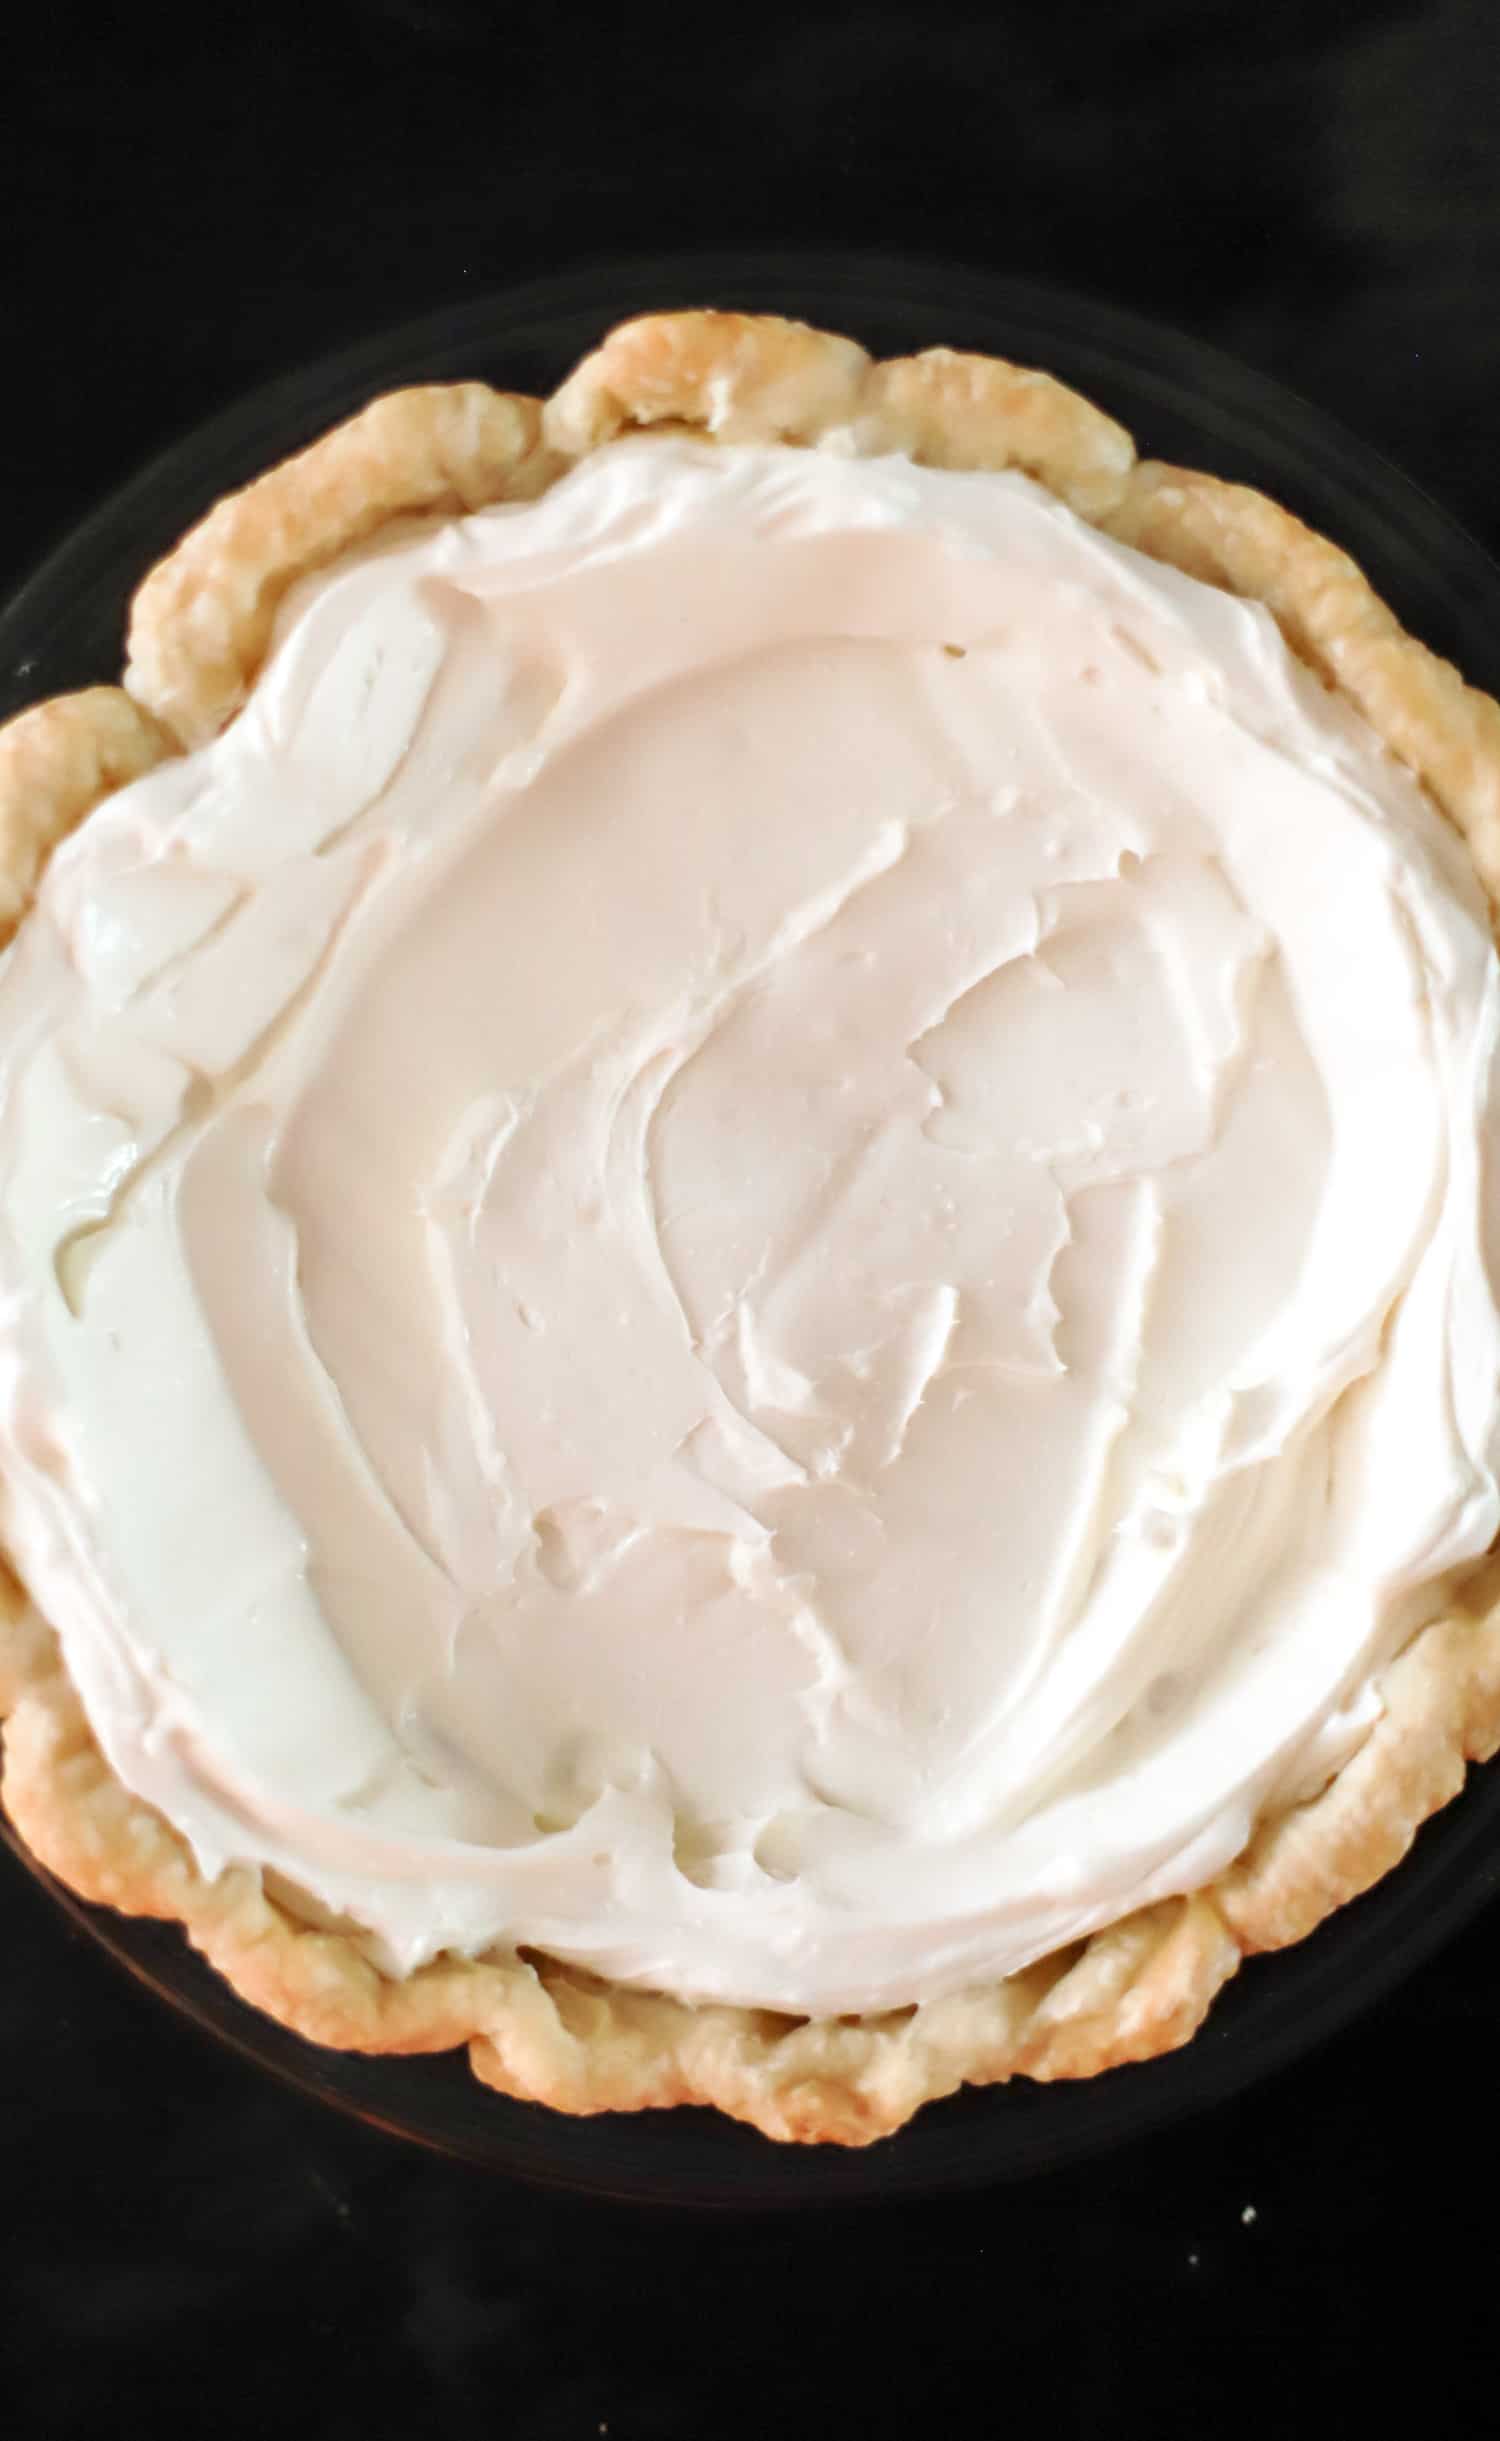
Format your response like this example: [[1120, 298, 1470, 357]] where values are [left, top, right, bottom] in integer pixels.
[[7, 1, 1500, 2430]]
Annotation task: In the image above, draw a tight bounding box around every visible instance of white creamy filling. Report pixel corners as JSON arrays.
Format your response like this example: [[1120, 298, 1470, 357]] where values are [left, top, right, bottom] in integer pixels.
[[2, 438, 1498, 2013]]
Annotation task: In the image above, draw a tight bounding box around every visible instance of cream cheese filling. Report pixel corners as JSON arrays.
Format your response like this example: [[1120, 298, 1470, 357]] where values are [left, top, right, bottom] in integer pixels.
[[1, 437, 1498, 2013]]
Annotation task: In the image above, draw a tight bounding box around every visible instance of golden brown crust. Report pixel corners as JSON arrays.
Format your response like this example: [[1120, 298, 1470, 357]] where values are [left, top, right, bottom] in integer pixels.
[[546, 312, 1136, 521], [1105, 461, 1500, 899], [0, 688, 172, 945], [544, 309, 873, 452], [124, 385, 563, 749], [1219, 1579, 1500, 1951], [857, 348, 1135, 519], [4, 310, 1500, 2144]]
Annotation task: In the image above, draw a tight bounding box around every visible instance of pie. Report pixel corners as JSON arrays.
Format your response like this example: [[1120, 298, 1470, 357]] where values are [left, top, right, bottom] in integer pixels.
[[3, 310, 1500, 2148]]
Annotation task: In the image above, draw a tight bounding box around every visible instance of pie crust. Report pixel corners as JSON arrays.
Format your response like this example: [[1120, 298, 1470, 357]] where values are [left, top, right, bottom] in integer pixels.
[[4, 311, 1500, 2147]]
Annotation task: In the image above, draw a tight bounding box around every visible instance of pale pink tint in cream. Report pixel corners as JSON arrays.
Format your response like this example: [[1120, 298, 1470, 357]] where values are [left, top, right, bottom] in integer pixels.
[[0, 439, 1496, 2014]]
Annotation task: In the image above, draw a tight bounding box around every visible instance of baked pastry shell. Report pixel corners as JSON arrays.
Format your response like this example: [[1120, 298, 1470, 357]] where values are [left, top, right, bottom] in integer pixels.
[[4, 308, 1500, 2146]]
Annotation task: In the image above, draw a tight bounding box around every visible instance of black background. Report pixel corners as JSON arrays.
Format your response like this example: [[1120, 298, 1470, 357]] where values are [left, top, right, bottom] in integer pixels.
[[5, 3, 1500, 2432]]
